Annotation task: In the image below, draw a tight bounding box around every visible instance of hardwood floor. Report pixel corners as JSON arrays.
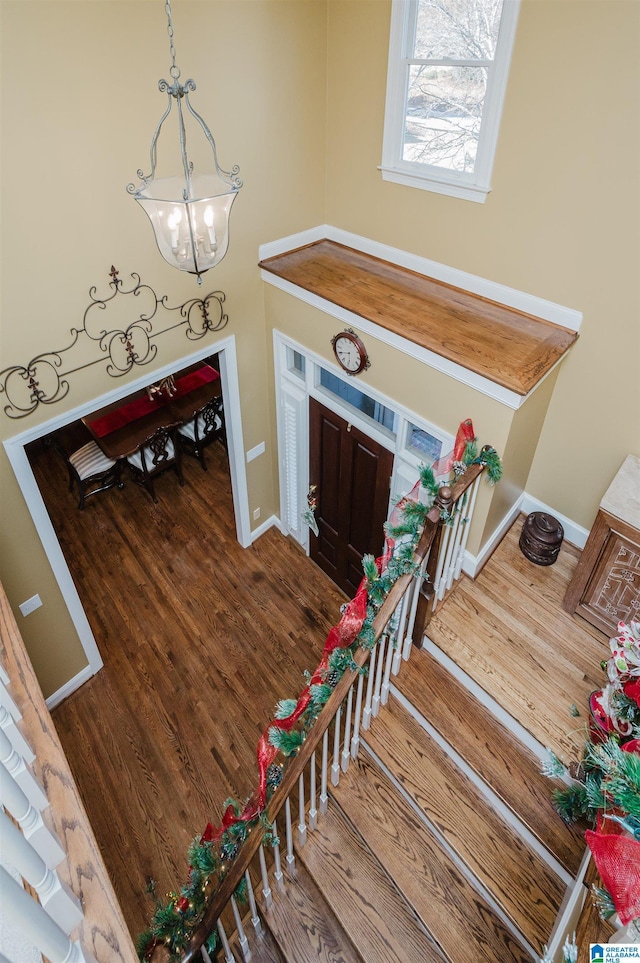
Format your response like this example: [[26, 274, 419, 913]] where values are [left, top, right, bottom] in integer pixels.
[[29, 435, 346, 940], [30, 431, 609, 953], [427, 516, 608, 764]]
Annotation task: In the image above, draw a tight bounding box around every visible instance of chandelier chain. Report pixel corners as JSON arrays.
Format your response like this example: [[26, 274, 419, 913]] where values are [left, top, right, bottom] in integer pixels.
[[165, 0, 180, 80]]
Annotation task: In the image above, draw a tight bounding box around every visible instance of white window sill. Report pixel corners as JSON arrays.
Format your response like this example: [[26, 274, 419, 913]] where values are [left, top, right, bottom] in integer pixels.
[[379, 165, 490, 204]]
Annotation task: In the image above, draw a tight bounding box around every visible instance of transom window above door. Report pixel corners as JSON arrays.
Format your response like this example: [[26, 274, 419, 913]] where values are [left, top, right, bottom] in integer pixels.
[[381, 0, 521, 202]]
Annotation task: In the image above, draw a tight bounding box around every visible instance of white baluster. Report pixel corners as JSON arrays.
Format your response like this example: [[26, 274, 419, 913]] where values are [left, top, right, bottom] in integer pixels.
[[271, 819, 284, 891], [0, 704, 34, 764], [454, 479, 480, 580], [319, 730, 329, 815], [201, 946, 213, 963], [0, 762, 65, 868], [442, 508, 461, 594], [381, 631, 395, 706], [0, 726, 48, 810], [284, 798, 295, 870], [372, 635, 386, 718], [431, 518, 452, 612], [392, 598, 407, 675], [350, 673, 364, 759], [258, 844, 272, 909], [216, 918, 235, 963], [308, 752, 317, 831], [245, 869, 262, 936], [0, 680, 21, 722], [0, 809, 82, 934], [0, 864, 96, 963], [297, 772, 307, 846], [231, 894, 251, 961], [403, 561, 426, 660], [0, 661, 9, 685], [341, 687, 353, 772], [361, 643, 377, 731], [331, 706, 341, 786]]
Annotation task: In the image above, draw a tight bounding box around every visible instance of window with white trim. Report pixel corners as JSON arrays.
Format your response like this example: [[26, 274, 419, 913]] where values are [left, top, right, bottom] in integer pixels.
[[381, 0, 520, 203]]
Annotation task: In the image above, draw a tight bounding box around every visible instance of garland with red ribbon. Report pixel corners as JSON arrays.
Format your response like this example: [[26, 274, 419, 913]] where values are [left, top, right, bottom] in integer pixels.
[[137, 420, 500, 961]]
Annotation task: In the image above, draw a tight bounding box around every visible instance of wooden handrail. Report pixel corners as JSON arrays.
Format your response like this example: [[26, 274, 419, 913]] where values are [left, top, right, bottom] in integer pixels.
[[180, 462, 485, 962]]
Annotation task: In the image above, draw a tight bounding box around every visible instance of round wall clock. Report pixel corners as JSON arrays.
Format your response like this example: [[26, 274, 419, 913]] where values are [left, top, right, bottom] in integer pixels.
[[331, 329, 370, 376]]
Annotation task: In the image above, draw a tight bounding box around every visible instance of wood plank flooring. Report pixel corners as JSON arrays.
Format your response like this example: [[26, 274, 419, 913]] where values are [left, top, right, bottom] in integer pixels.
[[29, 436, 346, 940], [393, 652, 586, 876], [259, 240, 578, 395], [29, 434, 609, 954], [331, 751, 532, 963], [427, 516, 608, 764], [363, 698, 564, 944]]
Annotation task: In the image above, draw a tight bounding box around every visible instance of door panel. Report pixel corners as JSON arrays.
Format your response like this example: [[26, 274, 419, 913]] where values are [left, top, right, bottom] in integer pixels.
[[309, 399, 394, 597]]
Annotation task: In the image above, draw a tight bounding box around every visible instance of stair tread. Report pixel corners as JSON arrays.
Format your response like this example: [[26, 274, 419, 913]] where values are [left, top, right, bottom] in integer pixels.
[[364, 696, 565, 947], [426, 542, 605, 763], [232, 922, 287, 963], [332, 751, 533, 963], [257, 857, 362, 963], [393, 649, 586, 876], [296, 795, 445, 963]]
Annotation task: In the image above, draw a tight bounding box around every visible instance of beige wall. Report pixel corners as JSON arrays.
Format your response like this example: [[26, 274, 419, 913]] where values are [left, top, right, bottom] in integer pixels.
[[0, 0, 327, 696], [325, 0, 640, 526], [2, 0, 639, 698]]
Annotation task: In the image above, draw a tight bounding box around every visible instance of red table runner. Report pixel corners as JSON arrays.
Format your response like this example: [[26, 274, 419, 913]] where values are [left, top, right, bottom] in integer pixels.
[[89, 366, 219, 438]]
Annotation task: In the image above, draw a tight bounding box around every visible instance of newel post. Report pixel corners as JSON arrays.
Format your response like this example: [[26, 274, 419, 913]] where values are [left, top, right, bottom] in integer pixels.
[[410, 485, 453, 647]]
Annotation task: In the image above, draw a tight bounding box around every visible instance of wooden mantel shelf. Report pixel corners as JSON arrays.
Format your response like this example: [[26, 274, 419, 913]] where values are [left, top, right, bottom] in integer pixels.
[[259, 239, 578, 396]]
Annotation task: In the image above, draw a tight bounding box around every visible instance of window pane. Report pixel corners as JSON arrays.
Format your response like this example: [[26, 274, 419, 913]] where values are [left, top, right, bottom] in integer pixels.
[[406, 424, 443, 464], [286, 347, 305, 378], [414, 0, 504, 62], [319, 369, 396, 433], [404, 64, 486, 172]]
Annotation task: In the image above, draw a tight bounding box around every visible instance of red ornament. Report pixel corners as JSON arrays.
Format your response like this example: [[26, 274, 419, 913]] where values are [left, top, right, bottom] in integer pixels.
[[623, 677, 640, 708], [176, 896, 189, 914]]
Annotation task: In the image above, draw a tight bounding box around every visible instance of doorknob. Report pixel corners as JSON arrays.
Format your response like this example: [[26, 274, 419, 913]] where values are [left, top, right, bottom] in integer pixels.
[[347, 423, 352, 432]]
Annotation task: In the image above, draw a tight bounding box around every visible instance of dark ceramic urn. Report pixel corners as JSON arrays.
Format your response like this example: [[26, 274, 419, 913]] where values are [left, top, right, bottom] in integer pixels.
[[519, 512, 564, 566]]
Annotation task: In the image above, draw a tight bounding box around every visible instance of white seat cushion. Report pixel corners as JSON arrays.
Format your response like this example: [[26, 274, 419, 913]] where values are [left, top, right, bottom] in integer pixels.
[[69, 441, 117, 480], [127, 436, 175, 472], [178, 412, 221, 442]]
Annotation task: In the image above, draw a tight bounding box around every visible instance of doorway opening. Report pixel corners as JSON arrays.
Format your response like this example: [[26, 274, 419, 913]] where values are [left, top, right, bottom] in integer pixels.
[[4, 336, 250, 706]]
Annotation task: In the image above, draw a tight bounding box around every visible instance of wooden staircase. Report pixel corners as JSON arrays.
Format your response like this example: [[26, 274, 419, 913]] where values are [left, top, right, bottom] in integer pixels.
[[222, 521, 602, 962]]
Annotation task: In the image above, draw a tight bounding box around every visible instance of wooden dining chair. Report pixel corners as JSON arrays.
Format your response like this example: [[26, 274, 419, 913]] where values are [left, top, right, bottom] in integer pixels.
[[177, 395, 225, 471], [46, 434, 123, 510], [126, 424, 184, 503]]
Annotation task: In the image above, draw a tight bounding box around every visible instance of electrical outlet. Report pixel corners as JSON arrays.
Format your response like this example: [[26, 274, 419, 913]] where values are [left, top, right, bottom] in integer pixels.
[[253, 508, 261, 521], [19, 594, 42, 617]]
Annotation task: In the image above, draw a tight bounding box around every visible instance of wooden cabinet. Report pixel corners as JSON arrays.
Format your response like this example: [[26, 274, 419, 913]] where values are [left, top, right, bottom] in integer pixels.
[[564, 456, 640, 636]]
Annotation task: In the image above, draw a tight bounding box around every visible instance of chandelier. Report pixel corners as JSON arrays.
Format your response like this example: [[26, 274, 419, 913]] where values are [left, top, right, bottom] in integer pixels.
[[127, 0, 242, 283]]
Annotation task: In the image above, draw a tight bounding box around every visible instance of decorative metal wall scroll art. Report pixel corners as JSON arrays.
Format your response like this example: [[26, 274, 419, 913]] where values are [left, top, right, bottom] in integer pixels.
[[0, 267, 229, 419]]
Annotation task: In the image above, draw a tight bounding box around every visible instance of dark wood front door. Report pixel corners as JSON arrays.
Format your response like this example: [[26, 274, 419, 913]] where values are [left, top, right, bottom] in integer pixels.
[[309, 399, 394, 597]]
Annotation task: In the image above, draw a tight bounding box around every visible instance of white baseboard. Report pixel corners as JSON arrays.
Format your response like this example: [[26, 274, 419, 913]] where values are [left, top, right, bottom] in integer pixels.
[[462, 497, 524, 579], [250, 514, 282, 543], [462, 492, 589, 578], [520, 493, 589, 550], [45, 664, 96, 711]]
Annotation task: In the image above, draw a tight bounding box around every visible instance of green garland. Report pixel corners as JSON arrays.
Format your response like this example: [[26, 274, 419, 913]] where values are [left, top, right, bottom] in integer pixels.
[[138, 441, 503, 961]]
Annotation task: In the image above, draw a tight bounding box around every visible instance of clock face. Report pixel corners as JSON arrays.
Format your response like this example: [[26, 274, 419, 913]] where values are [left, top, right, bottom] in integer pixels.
[[334, 336, 362, 371], [332, 331, 369, 375]]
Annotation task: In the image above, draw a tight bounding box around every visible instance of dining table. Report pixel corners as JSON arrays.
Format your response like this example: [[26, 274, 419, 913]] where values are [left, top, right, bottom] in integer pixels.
[[82, 363, 222, 460]]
